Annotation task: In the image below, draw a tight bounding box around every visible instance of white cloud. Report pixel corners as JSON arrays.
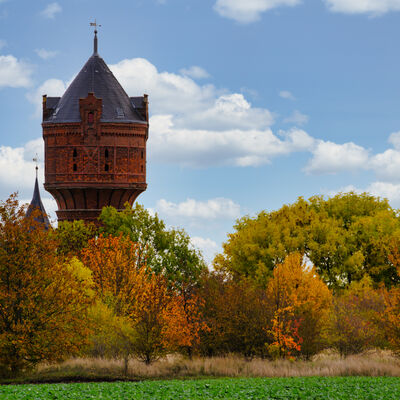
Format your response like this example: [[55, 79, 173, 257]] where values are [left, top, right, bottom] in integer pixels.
[[325, 0, 400, 15], [279, 90, 295, 100], [150, 115, 314, 167], [305, 140, 370, 175], [371, 149, 400, 182], [40, 2, 62, 19], [111, 59, 274, 131], [388, 131, 400, 149], [183, 93, 274, 131], [180, 66, 210, 80], [214, 0, 301, 23], [110, 58, 217, 117], [26, 78, 67, 117], [283, 110, 309, 126], [191, 236, 220, 264], [156, 197, 241, 219], [0, 139, 44, 195], [0, 55, 32, 88], [329, 182, 400, 207], [35, 48, 58, 60]]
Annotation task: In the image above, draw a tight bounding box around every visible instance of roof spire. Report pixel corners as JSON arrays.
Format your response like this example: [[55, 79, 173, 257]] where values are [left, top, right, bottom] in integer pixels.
[[26, 157, 50, 230], [90, 20, 101, 55]]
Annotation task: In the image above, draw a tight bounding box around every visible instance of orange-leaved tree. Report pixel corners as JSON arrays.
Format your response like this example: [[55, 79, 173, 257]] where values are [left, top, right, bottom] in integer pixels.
[[266, 253, 332, 359], [82, 234, 194, 364], [0, 195, 94, 376]]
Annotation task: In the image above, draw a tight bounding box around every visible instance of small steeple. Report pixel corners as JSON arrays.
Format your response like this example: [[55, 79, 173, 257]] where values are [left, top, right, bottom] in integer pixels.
[[90, 20, 101, 56], [26, 156, 50, 229]]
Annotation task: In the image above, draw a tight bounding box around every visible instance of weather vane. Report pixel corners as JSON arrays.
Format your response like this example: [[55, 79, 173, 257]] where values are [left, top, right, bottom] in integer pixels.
[[33, 154, 39, 178], [90, 19, 101, 33]]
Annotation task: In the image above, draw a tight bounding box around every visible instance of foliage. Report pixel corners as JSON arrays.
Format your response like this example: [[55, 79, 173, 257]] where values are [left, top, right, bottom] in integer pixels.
[[99, 204, 207, 292], [2, 377, 400, 399], [197, 272, 270, 358], [326, 277, 386, 357], [215, 192, 400, 289], [265, 253, 332, 359], [55, 220, 97, 258], [82, 234, 198, 364], [0, 195, 94, 376]]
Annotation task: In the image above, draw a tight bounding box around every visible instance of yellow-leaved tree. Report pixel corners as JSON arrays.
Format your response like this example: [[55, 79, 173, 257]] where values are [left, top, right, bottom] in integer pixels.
[[0, 195, 94, 377]]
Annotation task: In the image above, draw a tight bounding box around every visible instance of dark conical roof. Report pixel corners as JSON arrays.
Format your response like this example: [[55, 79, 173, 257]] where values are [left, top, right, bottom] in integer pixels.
[[43, 52, 146, 124], [26, 176, 50, 229]]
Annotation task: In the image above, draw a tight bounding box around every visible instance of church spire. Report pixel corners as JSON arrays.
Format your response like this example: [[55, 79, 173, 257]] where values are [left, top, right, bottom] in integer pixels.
[[26, 157, 50, 229]]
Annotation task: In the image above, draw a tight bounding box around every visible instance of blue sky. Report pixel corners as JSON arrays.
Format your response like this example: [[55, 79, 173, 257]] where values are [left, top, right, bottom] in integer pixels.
[[1, 0, 400, 261]]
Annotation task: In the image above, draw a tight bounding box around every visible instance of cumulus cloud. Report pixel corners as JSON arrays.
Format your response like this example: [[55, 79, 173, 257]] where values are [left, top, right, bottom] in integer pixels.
[[26, 78, 67, 117], [191, 236, 220, 264], [0, 55, 32, 88], [214, 0, 301, 23], [156, 197, 241, 219], [110, 58, 217, 117], [371, 149, 400, 182], [325, 0, 400, 15], [329, 182, 400, 208], [279, 90, 295, 100], [35, 48, 58, 60], [0, 138, 44, 195], [388, 131, 400, 149], [179, 66, 210, 80], [150, 115, 314, 167], [283, 110, 309, 126], [40, 2, 62, 19], [305, 141, 370, 175]]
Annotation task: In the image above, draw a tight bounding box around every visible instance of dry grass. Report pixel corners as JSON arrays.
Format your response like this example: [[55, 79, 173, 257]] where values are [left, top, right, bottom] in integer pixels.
[[32, 350, 400, 382]]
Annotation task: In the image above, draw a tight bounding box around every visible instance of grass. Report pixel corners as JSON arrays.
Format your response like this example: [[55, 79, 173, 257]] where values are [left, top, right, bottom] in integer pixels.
[[3, 350, 400, 384], [1, 377, 400, 399]]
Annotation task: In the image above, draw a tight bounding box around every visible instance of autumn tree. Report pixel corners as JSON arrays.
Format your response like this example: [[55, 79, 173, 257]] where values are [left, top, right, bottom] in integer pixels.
[[82, 234, 196, 364], [265, 253, 332, 359], [326, 277, 386, 357], [215, 193, 400, 289], [197, 272, 270, 358], [0, 195, 94, 376]]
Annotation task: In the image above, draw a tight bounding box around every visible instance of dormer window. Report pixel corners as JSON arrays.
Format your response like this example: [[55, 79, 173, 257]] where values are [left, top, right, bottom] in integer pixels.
[[88, 112, 94, 124]]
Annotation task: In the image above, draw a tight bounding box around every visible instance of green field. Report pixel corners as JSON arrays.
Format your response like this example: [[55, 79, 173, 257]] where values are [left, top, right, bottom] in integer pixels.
[[1, 377, 400, 399]]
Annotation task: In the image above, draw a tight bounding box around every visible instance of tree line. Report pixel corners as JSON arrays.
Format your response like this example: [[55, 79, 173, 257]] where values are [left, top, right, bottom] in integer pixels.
[[1, 192, 400, 376]]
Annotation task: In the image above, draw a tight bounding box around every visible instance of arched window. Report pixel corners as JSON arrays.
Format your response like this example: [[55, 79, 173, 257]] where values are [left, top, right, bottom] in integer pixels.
[[105, 164, 109, 172], [88, 112, 94, 124], [73, 148, 77, 158], [141, 165, 144, 173], [141, 150, 144, 159], [73, 163, 77, 172], [105, 149, 109, 158]]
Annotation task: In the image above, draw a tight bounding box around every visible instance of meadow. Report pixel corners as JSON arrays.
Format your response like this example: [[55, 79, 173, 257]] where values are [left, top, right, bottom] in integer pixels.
[[1, 377, 400, 399]]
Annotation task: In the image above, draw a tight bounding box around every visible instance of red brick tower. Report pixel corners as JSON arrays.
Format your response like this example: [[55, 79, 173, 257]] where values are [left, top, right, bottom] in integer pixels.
[[42, 30, 149, 223]]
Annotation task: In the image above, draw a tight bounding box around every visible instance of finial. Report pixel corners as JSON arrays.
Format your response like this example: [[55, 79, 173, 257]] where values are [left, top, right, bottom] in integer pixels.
[[33, 154, 39, 179], [90, 20, 101, 55]]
